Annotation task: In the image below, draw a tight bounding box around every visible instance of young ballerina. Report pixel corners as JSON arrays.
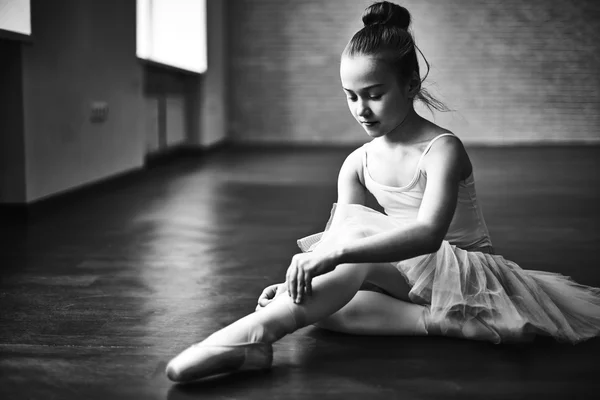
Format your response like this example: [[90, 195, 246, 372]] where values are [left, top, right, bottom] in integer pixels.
[[166, 1, 600, 383]]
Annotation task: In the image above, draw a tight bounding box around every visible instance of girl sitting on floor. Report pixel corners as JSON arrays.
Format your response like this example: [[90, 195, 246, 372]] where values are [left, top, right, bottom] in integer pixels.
[[165, 1, 600, 383]]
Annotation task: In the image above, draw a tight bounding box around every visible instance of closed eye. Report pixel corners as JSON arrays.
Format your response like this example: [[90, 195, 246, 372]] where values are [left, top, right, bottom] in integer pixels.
[[343, 90, 383, 101], [342, 84, 384, 98]]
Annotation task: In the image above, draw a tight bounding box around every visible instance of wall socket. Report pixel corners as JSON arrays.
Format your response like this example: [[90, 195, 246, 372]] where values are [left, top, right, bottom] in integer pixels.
[[90, 101, 109, 123]]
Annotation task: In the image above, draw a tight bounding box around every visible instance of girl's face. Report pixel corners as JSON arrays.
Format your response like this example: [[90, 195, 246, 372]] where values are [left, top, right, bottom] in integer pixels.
[[340, 55, 412, 138]]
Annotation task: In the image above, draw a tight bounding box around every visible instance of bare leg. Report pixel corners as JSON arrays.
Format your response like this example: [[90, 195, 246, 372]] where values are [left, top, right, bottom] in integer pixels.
[[255, 264, 428, 336], [201, 261, 418, 345], [166, 255, 499, 381], [315, 290, 426, 335], [166, 261, 423, 381], [314, 290, 499, 342]]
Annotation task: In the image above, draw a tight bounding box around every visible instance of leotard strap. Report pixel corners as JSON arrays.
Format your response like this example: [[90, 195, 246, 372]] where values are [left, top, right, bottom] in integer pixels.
[[361, 133, 458, 184], [416, 133, 458, 167]]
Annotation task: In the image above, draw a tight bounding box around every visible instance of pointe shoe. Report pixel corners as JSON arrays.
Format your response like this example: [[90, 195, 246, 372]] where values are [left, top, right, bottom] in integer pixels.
[[165, 342, 273, 383]]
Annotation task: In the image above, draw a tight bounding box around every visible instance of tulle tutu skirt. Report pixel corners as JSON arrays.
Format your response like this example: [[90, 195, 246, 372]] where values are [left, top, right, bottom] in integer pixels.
[[297, 204, 600, 344]]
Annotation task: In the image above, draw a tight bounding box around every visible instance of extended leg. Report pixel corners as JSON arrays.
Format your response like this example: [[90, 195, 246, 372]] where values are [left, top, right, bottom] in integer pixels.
[[166, 260, 418, 381], [203, 260, 407, 345], [257, 261, 428, 336]]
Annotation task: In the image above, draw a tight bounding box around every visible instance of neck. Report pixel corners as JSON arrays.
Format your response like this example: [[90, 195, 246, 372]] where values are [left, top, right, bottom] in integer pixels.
[[381, 106, 422, 146]]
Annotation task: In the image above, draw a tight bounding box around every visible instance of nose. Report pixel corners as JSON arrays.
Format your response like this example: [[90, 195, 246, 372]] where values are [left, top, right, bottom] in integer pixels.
[[356, 100, 371, 118]]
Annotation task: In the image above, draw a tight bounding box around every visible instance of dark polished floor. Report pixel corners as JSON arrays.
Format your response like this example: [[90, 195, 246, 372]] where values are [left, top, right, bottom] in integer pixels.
[[1, 145, 600, 400]]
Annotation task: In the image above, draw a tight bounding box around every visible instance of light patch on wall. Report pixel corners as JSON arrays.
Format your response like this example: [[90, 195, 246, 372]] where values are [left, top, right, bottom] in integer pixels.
[[136, 0, 207, 74], [0, 0, 31, 36]]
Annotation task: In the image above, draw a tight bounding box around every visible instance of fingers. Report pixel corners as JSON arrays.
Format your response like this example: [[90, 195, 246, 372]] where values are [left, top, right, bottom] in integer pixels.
[[296, 268, 305, 304], [257, 283, 280, 308], [257, 289, 270, 305], [287, 255, 318, 304], [257, 296, 270, 308], [305, 270, 312, 297], [287, 261, 297, 302], [266, 283, 279, 299], [287, 256, 306, 304]]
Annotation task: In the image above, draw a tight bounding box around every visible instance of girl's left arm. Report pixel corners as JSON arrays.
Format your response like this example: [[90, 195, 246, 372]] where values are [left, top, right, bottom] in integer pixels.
[[287, 136, 467, 303], [332, 136, 465, 264]]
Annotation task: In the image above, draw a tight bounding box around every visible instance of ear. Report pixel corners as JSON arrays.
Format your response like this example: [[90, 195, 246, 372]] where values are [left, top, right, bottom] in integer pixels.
[[406, 71, 421, 99]]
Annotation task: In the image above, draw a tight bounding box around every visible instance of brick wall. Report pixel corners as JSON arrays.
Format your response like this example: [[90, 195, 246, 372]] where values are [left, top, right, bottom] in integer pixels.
[[227, 0, 600, 145]]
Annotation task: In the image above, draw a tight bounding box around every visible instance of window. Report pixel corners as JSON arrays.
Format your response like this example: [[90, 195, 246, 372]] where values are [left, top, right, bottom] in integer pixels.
[[136, 0, 207, 74], [0, 0, 31, 40]]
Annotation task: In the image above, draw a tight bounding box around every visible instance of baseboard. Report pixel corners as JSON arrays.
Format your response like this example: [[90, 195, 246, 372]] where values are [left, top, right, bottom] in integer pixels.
[[0, 166, 146, 223], [0, 140, 231, 223]]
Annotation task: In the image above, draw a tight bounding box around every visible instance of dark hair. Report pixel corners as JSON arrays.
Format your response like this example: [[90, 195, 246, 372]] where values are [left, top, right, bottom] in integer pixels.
[[343, 1, 448, 112]]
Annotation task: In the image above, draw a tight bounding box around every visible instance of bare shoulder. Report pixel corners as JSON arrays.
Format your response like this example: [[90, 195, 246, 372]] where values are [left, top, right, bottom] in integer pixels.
[[340, 145, 366, 176], [337, 145, 368, 204], [423, 131, 472, 179], [430, 132, 465, 153], [346, 145, 366, 162]]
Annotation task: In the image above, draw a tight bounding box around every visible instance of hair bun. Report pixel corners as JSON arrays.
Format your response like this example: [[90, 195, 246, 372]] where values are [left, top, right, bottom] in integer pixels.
[[362, 1, 411, 31]]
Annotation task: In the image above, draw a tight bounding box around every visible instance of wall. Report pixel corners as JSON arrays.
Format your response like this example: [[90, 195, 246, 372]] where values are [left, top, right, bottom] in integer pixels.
[[7, 0, 227, 203], [228, 0, 600, 145], [198, 0, 228, 147], [21, 0, 145, 202], [0, 39, 26, 203]]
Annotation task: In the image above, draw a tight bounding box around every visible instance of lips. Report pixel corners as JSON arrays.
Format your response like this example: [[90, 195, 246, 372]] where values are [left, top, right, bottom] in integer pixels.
[[361, 121, 379, 127]]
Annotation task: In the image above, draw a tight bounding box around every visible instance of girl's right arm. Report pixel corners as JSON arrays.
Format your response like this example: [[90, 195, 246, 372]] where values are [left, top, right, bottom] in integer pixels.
[[336, 147, 367, 205], [326, 147, 368, 228]]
